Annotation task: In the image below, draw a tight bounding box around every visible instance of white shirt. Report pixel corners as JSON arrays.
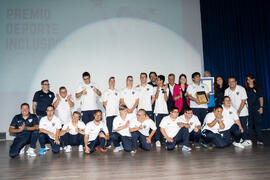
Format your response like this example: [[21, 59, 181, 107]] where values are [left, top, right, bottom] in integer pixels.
[[221, 105, 239, 131], [224, 85, 249, 117], [39, 115, 62, 139], [76, 82, 99, 111], [159, 115, 181, 138], [179, 114, 201, 133], [136, 84, 154, 111], [54, 96, 72, 125], [187, 82, 209, 109], [112, 114, 134, 137], [202, 112, 223, 134], [102, 89, 120, 117], [154, 87, 169, 114], [120, 88, 139, 114], [169, 84, 175, 95], [85, 121, 109, 142], [62, 121, 86, 135], [129, 118, 157, 136]]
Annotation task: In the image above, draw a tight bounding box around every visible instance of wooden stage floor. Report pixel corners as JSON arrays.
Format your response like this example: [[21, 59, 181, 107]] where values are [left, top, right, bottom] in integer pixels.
[[1, 141, 270, 180]]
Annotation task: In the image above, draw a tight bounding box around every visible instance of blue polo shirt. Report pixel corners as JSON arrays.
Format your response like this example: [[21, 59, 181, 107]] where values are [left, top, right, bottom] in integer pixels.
[[10, 113, 39, 136], [33, 90, 55, 117], [246, 87, 263, 111]]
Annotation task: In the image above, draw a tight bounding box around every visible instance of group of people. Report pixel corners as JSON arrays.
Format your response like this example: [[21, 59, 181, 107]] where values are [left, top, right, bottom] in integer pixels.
[[8, 71, 264, 158]]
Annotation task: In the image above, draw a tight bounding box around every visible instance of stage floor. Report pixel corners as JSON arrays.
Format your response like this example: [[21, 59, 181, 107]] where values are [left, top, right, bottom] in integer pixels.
[[1, 141, 270, 180]]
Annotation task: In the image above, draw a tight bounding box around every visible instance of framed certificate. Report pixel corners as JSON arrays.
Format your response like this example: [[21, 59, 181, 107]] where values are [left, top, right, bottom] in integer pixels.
[[201, 77, 214, 94], [196, 91, 208, 104]]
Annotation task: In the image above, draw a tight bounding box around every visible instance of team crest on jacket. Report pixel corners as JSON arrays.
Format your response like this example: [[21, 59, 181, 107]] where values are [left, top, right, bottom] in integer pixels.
[[190, 122, 193, 126], [236, 92, 239, 95], [49, 94, 52, 98], [28, 119, 33, 123], [132, 91, 135, 95], [229, 111, 233, 114], [52, 123, 55, 127], [147, 88, 149, 91], [115, 92, 118, 96], [201, 85, 204, 88]]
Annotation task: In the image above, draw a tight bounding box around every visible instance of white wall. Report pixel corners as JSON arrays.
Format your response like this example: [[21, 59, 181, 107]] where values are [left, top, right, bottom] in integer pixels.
[[0, 0, 203, 139]]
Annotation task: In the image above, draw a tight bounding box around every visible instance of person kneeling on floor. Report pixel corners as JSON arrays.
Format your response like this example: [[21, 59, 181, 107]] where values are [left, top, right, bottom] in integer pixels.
[[59, 111, 85, 152], [129, 109, 157, 153], [9, 103, 39, 158], [39, 105, 61, 155], [201, 105, 227, 149], [111, 104, 133, 153], [160, 107, 191, 152], [220, 96, 245, 148], [179, 107, 202, 149], [84, 110, 109, 153]]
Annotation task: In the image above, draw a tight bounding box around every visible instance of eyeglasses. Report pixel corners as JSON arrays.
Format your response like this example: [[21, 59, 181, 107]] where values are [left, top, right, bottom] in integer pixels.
[[43, 83, 50, 86]]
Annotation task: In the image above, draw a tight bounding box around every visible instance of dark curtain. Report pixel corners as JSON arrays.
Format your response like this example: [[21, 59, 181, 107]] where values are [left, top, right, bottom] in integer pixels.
[[200, 0, 270, 129]]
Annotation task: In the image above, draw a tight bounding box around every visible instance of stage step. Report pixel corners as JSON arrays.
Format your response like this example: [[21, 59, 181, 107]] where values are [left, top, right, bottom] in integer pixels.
[[0, 132, 6, 141]]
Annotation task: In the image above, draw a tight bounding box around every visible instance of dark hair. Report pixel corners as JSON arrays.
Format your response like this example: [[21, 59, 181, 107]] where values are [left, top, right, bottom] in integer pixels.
[[149, 72, 157, 78], [119, 104, 128, 111], [228, 76, 237, 81], [138, 109, 147, 116], [178, 74, 187, 85], [109, 76, 115, 81], [140, 72, 147, 77], [183, 107, 192, 113], [158, 75, 165, 82], [82, 72, 90, 77], [223, 96, 230, 102], [95, 109, 102, 114], [73, 111, 81, 119], [245, 74, 259, 91], [170, 107, 179, 113], [41, 79, 49, 85], [46, 105, 55, 110], [192, 72, 201, 79], [214, 76, 228, 95], [21, 103, 30, 109], [168, 73, 175, 77], [214, 105, 223, 111], [59, 86, 66, 91], [126, 76, 133, 80]]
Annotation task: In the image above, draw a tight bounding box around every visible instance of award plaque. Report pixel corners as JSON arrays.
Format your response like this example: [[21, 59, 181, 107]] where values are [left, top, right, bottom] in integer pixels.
[[196, 91, 208, 104], [201, 77, 214, 94]]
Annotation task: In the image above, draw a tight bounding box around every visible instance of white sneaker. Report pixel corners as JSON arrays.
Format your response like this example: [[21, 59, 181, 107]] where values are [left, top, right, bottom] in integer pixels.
[[233, 142, 245, 149], [156, 141, 161, 147], [182, 145, 192, 152], [78, 145, 84, 152], [130, 149, 137, 154], [113, 146, 122, 152], [65, 145, 72, 153], [257, 141, 264, 145], [45, 145, 50, 150], [26, 148, 37, 157], [19, 146, 25, 155], [242, 140, 253, 146]]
